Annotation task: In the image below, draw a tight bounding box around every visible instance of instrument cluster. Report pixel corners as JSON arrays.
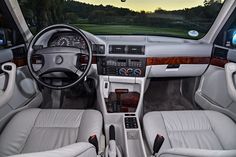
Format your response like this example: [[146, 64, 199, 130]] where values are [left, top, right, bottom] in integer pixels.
[[48, 32, 87, 49]]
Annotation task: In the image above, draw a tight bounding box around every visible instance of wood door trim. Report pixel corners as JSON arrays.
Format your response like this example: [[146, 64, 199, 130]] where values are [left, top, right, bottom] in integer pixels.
[[210, 57, 228, 68]]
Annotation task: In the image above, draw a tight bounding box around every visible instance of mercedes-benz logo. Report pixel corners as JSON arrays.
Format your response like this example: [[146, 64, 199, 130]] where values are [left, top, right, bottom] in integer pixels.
[[55, 55, 63, 64]]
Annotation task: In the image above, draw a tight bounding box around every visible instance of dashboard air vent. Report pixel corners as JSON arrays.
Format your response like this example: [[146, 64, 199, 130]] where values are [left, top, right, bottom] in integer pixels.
[[109, 45, 145, 55], [127, 45, 145, 55], [109, 45, 126, 54]]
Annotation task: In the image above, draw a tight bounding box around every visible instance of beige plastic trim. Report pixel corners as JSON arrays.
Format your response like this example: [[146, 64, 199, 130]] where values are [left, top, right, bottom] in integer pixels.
[[225, 62, 236, 102], [0, 63, 16, 108]]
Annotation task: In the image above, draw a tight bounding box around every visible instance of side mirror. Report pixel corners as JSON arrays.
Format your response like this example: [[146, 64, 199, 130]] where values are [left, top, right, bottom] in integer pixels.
[[0, 28, 7, 46], [226, 29, 236, 48]]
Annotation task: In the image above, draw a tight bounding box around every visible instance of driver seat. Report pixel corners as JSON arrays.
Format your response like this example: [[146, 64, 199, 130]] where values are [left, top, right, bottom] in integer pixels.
[[0, 108, 103, 157]]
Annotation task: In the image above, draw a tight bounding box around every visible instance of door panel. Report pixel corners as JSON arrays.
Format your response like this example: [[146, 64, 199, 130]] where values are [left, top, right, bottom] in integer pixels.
[[195, 45, 236, 121], [196, 7, 236, 121], [0, 3, 43, 132], [0, 65, 42, 131], [0, 48, 43, 132]]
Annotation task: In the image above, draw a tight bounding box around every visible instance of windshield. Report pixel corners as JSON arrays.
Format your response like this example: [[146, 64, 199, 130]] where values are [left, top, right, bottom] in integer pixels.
[[18, 0, 224, 39]]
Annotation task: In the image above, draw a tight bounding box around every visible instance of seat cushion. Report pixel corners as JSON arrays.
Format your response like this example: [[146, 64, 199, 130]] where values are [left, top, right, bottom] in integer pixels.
[[143, 110, 236, 154], [0, 109, 103, 157]]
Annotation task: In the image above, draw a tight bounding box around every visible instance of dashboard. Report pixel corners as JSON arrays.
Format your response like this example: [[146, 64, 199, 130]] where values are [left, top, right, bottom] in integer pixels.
[[36, 28, 212, 78]]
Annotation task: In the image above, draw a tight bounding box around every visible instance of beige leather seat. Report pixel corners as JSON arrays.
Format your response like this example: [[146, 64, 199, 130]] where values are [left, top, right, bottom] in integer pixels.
[[0, 108, 103, 157], [143, 110, 236, 157]]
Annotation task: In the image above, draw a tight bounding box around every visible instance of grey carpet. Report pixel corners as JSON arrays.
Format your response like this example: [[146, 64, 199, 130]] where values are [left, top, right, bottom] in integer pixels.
[[144, 78, 196, 113]]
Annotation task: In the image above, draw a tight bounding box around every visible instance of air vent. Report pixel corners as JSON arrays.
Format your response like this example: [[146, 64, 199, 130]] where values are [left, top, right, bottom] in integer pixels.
[[213, 47, 228, 59], [127, 45, 145, 55], [109, 45, 126, 54], [109, 45, 145, 55], [92, 44, 105, 54]]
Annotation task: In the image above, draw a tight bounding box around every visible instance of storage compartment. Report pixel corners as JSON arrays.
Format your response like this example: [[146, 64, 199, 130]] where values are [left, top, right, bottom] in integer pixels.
[[123, 116, 147, 157], [104, 82, 141, 113], [126, 130, 146, 157], [106, 91, 140, 113]]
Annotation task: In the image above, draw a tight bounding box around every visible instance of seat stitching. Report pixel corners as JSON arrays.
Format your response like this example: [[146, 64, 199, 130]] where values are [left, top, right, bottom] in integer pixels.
[[160, 112, 173, 148], [19, 109, 42, 154], [203, 111, 224, 150]]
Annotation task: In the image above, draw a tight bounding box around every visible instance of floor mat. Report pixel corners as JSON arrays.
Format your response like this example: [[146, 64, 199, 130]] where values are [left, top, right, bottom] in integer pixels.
[[61, 90, 95, 109], [144, 78, 196, 113], [40, 79, 96, 109], [61, 80, 97, 109]]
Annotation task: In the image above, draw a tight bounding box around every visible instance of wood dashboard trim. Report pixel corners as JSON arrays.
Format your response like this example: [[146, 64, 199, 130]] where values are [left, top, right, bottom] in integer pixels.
[[210, 57, 228, 68], [147, 57, 211, 65]]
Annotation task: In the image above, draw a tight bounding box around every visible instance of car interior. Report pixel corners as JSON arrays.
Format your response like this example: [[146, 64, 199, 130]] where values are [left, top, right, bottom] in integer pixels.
[[0, 0, 236, 157]]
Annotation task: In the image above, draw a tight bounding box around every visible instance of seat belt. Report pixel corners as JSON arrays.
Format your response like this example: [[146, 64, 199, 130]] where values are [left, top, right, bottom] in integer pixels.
[[153, 134, 164, 155]]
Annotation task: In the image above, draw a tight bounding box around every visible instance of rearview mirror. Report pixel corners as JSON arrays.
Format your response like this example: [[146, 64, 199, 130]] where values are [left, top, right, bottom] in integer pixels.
[[0, 28, 7, 46]]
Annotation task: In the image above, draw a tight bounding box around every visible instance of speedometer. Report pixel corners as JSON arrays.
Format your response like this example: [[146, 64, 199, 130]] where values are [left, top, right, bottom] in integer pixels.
[[57, 37, 70, 46]]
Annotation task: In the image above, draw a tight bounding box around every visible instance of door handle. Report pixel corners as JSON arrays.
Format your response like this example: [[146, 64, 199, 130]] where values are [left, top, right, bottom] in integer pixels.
[[0, 62, 16, 108]]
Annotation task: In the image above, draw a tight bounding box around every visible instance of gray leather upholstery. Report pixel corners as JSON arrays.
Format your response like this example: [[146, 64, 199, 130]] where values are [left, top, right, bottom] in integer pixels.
[[143, 110, 236, 157], [0, 109, 103, 157], [10, 143, 96, 157]]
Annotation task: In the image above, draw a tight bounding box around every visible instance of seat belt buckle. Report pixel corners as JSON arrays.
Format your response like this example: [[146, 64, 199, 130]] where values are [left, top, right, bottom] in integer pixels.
[[153, 134, 164, 155], [89, 135, 99, 154]]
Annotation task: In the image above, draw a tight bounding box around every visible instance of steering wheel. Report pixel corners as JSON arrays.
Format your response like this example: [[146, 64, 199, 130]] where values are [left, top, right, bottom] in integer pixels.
[[27, 24, 92, 89]]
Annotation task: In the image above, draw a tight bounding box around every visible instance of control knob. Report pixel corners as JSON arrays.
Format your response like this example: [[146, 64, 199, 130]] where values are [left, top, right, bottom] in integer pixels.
[[133, 68, 142, 76], [119, 68, 126, 76], [127, 68, 133, 75]]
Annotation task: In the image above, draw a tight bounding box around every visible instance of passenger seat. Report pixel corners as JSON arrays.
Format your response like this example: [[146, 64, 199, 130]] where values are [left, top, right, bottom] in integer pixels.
[[143, 110, 236, 157]]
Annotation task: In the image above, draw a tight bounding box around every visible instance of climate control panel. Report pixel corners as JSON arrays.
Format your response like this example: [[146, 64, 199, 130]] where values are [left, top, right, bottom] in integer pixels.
[[97, 57, 146, 77]]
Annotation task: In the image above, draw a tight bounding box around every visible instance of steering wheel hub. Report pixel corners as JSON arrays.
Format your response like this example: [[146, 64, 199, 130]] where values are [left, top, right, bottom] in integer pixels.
[[55, 55, 63, 65]]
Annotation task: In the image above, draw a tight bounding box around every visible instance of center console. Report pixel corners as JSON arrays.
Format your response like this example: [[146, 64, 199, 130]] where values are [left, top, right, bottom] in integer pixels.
[[97, 57, 146, 77], [96, 45, 148, 157]]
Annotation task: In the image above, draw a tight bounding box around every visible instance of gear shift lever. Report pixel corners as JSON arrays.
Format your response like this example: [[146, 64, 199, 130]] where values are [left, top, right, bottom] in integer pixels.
[[105, 125, 122, 157]]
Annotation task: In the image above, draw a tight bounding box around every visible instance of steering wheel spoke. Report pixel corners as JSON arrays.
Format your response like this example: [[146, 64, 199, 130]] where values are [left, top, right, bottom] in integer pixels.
[[27, 24, 92, 89]]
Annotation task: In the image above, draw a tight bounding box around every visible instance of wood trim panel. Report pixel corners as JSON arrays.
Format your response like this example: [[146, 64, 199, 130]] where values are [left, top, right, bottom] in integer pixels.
[[80, 56, 97, 64], [12, 58, 27, 67], [147, 57, 210, 65], [210, 57, 228, 68]]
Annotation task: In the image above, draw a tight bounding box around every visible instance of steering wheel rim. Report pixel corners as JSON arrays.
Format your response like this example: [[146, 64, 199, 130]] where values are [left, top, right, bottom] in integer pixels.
[[27, 24, 92, 90]]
